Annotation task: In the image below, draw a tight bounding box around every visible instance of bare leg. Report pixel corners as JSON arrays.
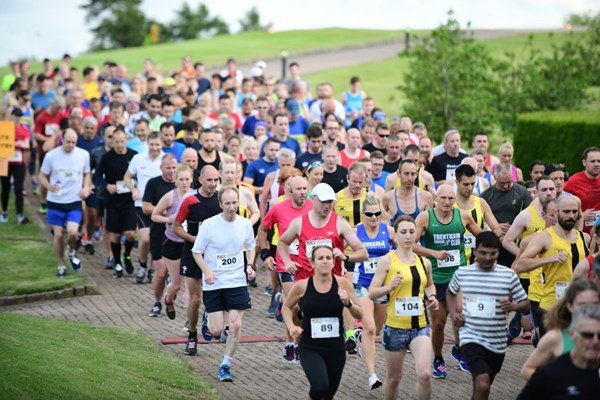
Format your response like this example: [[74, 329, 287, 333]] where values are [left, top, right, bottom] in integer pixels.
[[384, 348, 406, 400], [53, 226, 65, 266], [186, 277, 202, 333], [412, 335, 433, 400]]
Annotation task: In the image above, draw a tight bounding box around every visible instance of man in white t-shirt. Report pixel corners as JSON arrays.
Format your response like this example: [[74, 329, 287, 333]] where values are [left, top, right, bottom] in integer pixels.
[[124, 132, 164, 282], [38, 129, 92, 277], [192, 186, 256, 382]]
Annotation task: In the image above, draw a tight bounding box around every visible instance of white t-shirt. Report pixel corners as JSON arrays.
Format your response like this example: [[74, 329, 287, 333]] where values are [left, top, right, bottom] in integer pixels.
[[127, 152, 163, 207], [41, 146, 90, 204], [192, 214, 256, 291]]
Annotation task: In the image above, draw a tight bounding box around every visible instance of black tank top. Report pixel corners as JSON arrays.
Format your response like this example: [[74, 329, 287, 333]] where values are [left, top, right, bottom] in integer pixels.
[[300, 277, 344, 347], [197, 150, 222, 172]]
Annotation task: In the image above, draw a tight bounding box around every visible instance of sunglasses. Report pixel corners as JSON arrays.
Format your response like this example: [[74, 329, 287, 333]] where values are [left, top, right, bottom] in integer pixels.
[[363, 211, 382, 217], [378, 133, 390, 138], [306, 161, 322, 172], [580, 331, 600, 340]]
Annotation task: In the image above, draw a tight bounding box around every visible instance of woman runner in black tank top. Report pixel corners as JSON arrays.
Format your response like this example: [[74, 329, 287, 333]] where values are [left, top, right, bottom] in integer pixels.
[[283, 245, 363, 400]]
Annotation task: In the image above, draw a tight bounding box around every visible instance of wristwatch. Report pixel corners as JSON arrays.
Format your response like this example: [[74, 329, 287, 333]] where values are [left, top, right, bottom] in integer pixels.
[[345, 299, 353, 308]]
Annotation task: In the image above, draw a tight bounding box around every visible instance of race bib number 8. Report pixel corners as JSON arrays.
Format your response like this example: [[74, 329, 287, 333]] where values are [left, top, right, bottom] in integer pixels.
[[216, 252, 243, 270], [464, 233, 475, 249], [364, 258, 378, 274], [394, 296, 422, 317], [464, 296, 495, 318], [438, 249, 460, 268], [311, 317, 339, 339], [306, 239, 332, 259]]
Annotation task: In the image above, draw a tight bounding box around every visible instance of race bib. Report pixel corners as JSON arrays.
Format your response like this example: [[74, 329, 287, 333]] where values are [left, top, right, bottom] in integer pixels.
[[44, 124, 58, 136], [394, 296, 422, 317], [556, 282, 568, 299], [464, 296, 495, 318], [310, 317, 339, 339], [438, 249, 460, 268], [58, 169, 77, 183], [7, 150, 22, 163], [585, 211, 600, 227], [216, 251, 243, 270], [364, 258, 378, 274], [289, 239, 300, 256], [306, 239, 332, 259], [464, 233, 475, 249], [446, 166, 457, 182], [116, 180, 131, 194]]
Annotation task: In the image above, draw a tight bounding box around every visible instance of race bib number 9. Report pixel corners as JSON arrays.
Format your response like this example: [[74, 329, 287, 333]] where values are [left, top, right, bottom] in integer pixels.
[[216, 252, 243, 270], [311, 317, 339, 339], [394, 296, 422, 317], [364, 258, 378, 274], [438, 249, 460, 268], [464, 296, 495, 318], [464, 233, 475, 249], [306, 239, 332, 259]]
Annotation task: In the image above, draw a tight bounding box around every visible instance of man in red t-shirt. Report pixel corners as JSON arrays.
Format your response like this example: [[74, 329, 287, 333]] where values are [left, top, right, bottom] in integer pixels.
[[564, 147, 600, 233], [34, 95, 66, 213]]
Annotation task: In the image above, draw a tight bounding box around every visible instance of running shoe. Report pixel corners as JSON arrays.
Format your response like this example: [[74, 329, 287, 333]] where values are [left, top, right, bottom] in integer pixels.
[[84, 242, 95, 255], [68, 253, 82, 271], [282, 344, 295, 364], [220, 326, 229, 344], [165, 297, 176, 320], [368, 374, 383, 390], [293, 344, 301, 365], [274, 292, 283, 322], [105, 256, 115, 269], [508, 313, 523, 339], [0, 213, 7, 223], [355, 328, 363, 358], [147, 269, 154, 283], [451, 345, 469, 372], [184, 336, 197, 356], [113, 265, 123, 278], [247, 277, 257, 288], [219, 365, 234, 382], [135, 266, 146, 284], [17, 215, 29, 225], [38, 205, 47, 214], [432, 357, 448, 379], [264, 285, 273, 296], [183, 320, 189, 333], [201, 311, 213, 341], [267, 293, 276, 317], [345, 335, 357, 355], [123, 255, 134, 275], [56, 266, 67, 278], [149, 301, 161, 317]]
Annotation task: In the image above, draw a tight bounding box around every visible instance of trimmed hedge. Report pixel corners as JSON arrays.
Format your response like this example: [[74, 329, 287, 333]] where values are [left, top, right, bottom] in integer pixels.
[[513, 111, 600, 176]]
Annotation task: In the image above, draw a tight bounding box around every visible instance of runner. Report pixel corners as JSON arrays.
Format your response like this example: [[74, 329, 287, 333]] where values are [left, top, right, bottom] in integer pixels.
[[446, 232, 529, 400], [191, 186, 256, 382], [282, 245, 363, 399], [564, 147, 600, 234], [38, 129, 92, 277], [384, 145, 436, 198], [369, 215, 439, 399], [413, 183, 483, 378], [173, 165, 222, 355], [353, 193, 397, 390]]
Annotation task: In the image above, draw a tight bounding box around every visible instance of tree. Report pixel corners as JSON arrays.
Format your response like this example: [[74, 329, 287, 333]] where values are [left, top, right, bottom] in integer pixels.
[[169, 2, 229, 40], [81, 0, 147, 50], [400, 12, 501, 143], [239, 7, 272, 32]]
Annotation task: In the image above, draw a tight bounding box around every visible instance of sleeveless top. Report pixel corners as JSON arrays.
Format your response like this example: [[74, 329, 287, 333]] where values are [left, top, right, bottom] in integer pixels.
[[355, 223, 392, 287], [453, 196, 484, 264], [297, 212, 344, 279], [393, 168, 426, 191], [384, 252, 429, 330], [391, 188, 421, 226], [165, 189, 184, 243], [236, 184, 251, 219], [561, 328, 575, 353], [343, 90, 364, 114], [339, 149, 367, 169], [522, 204, 546, 293], [335, 189, 367, 227], [300, 277, 345, 348], [423, 208, 466, 284], [539, 227, 589, 310], [197, 150, 221, 172], [269, 169, 282, 205]]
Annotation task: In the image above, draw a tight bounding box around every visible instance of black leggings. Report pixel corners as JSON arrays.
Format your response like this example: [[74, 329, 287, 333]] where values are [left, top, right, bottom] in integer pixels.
[[299, 343, 346, 400], [1, 163, 26, 215]]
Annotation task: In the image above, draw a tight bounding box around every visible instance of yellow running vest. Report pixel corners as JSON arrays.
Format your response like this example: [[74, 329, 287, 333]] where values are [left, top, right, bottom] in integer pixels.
[[453, 196, 483, 265]]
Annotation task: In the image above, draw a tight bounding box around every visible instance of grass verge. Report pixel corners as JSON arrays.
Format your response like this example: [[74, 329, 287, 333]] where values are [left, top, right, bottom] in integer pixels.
[[0, 194, 85, 296], [0, 312, 219, 400]]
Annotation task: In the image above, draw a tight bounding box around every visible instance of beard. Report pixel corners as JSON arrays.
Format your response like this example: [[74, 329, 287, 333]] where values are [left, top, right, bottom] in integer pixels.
[[558, 217, 576, 230]]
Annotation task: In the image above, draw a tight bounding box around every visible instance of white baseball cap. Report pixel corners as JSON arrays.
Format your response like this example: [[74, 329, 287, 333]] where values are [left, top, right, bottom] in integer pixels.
[[312, 183, 336, 202]]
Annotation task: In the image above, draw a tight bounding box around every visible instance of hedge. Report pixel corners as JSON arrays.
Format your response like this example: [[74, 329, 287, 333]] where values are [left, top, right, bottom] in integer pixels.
[[513, 111, 600, 177]]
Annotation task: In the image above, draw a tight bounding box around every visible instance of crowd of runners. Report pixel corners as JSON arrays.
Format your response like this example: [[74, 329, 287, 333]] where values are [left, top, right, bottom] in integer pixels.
[[2, 55, 600, 399]]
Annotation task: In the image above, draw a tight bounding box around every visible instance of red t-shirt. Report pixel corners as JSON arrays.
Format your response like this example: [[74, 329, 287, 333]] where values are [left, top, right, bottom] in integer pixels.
[[564, 171, 600, 233], [8, 124, 30, 165], [34, 109, 64, 155], [208, 111, 242, 129], [296, 211, 344, 280], [262, 198, 313, 272]]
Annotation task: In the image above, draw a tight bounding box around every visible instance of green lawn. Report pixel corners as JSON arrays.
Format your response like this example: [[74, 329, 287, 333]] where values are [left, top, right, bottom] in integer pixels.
[[0, 312, 218, 400], [0, 195, 85, 296], [1, 28, 417, 78], [304, 31, 593, 121]]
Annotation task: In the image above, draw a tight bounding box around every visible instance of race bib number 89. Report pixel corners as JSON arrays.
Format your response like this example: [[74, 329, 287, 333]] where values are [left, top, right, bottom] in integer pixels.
[[311, 317, 339, 339]]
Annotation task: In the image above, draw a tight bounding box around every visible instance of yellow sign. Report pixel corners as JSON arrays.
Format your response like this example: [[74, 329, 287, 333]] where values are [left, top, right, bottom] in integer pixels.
[[0, 158, 7, 177], [0, 121, 15, 158]]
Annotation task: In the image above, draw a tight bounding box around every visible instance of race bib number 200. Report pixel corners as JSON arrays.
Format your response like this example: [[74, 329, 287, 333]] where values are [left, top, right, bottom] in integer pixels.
[[216, 252, 242, 270]]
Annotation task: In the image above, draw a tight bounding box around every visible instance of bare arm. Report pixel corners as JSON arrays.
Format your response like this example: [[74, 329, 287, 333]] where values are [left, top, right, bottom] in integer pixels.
[[520, 330, 561, 380], [571, 256, 592, 282], [242, 187, 261, 225], [151, 191, 173, 224], [277, 217, 302, 273], [124, 169, 140, 201], [282, 279, 308, 340], [337, 276, 363, 319], [368, 254, 395, 300], [461, 211, 483, 236], [259, 172, 275, 217], [173, 219, 195, 243], [384, 173, 398, 192], [480, 198, 503, 237], [338, 217, 368, 262], [515, 232, 565, 273], [503, 210, 530, 256]]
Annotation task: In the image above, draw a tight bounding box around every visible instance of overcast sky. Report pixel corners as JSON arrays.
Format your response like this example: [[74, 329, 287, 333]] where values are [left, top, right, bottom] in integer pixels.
[[0, 0, 596, 65]]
